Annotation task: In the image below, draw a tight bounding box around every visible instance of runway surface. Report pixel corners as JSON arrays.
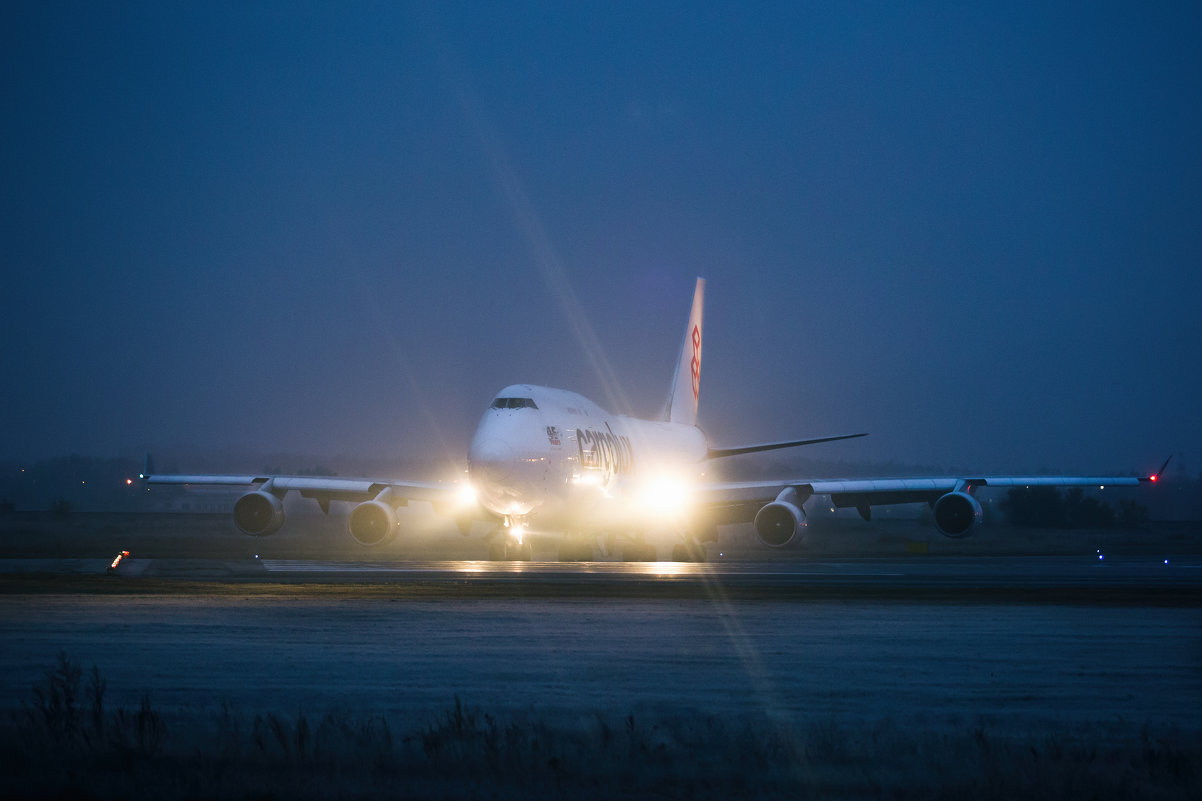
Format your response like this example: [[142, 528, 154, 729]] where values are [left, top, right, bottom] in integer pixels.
[[2, 555, 1200, 740], [3, 553, 1200, 602]]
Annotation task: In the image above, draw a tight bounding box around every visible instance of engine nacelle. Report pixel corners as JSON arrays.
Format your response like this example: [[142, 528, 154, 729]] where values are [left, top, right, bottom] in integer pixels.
[[233, 490, 286, 537], [753, 488, 806, 547], [348, 500, 398, 546], [932, 491, 982, 538]]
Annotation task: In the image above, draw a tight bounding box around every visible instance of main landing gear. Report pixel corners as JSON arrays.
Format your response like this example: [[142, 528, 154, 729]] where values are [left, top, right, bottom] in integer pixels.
[[670, 540, 707, 562], [614, 529, 709, 562], [668, 522, 716, 562], [621, 541, 658, 562], [557, 533, 596, 562], [483, 523, 713, 563]]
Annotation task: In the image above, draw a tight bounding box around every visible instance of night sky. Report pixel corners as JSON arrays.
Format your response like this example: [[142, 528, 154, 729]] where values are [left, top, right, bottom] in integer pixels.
[[3, 2, 1199, 476]]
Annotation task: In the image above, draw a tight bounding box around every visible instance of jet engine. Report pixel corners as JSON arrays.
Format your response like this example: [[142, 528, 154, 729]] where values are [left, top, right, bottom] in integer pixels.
[[753, 488, 806, 547], [348, 500, 398, 546], [932, 491, 982, 538], [233, 490, 286, 537]]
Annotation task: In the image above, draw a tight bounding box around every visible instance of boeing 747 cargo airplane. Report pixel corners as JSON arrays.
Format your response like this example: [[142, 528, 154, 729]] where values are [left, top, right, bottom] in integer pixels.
[[144, 279, 1161, 560]]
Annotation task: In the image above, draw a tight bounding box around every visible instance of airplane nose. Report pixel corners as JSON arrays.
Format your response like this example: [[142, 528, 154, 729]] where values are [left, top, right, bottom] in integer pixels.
[[469, 437, 539, 516], [469, 439, 516, 486]]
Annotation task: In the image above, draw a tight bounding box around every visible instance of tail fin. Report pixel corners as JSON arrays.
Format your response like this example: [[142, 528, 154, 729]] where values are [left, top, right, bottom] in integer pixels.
[[667, 277, 705, 425]]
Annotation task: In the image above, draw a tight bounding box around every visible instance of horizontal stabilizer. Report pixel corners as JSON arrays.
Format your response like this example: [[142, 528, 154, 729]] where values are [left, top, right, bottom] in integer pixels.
[[706, 432, 868, 459]]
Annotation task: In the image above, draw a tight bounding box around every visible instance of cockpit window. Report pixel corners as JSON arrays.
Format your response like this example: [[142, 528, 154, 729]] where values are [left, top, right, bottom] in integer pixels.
[[490, 397, 538, 410]]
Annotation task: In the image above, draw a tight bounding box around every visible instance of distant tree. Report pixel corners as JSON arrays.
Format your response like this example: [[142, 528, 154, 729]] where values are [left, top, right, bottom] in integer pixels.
[[1000, 486, 1116, 529], [1145, 461, 1202, 521], [1001, 486, 1065, 527], [1063, 487, 1115, 529], [1115, 499, 1151, 530], [1187, 471, 1202, 520]]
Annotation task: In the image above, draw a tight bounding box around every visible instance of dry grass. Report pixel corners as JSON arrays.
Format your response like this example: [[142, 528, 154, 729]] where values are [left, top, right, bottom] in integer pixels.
[[1, 654, 1198, 800]]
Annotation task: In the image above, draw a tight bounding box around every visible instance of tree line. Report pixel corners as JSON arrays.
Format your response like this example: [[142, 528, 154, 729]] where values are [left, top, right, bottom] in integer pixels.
[[999, 486, 1152, 529]]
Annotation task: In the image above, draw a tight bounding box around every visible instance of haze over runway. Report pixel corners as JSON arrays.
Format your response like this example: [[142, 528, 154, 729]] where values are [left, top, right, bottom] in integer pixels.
[[3, 558, 1200, 731], [3, 2, 1200, 475]]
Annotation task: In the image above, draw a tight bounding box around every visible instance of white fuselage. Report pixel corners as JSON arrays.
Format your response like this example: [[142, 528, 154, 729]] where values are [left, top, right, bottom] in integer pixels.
[[467, 384, 708, 530]]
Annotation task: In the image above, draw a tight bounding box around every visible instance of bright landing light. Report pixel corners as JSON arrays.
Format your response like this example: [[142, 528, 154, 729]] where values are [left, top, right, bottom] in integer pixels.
[[572, 471, 606, 487], [457, 483, 478, 506], [635, 473, 693, 518]]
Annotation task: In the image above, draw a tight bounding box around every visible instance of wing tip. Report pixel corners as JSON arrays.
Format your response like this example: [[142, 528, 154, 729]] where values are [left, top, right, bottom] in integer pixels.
[[1141, 455, 1173, 483]]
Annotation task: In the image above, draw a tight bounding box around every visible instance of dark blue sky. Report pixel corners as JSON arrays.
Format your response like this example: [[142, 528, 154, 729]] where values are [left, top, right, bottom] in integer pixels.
[[3, 1, 1199, 475]]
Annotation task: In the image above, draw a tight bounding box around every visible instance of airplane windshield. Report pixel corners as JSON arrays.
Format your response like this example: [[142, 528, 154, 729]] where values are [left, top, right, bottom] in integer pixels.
[[490, 397, 538, 410]]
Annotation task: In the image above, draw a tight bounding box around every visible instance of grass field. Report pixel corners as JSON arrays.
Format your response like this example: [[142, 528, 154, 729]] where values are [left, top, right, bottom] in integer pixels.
[[3, 653, 1199, 801]]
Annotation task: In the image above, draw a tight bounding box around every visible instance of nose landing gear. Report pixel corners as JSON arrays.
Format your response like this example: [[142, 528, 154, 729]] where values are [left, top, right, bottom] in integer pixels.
[[486, 517, 534, 561]]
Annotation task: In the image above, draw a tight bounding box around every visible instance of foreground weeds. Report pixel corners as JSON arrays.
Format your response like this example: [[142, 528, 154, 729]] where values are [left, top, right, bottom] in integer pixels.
[[1, 654, 1199, 800]]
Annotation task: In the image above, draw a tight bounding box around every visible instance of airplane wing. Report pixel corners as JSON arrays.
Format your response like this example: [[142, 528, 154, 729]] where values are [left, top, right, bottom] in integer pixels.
[[692, 468, 1162, 543], [701, 474, 1151, 507], [142, 465, 474, 543], [143, 472, 457, 510], [705, 432, 868, 459]]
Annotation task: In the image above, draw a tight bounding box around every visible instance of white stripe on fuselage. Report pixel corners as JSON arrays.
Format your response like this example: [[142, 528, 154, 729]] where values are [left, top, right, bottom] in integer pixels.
[[467, 384, 707, 528]]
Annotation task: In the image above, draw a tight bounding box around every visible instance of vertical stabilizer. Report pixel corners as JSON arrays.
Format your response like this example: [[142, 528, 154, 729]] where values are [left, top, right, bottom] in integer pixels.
[[667, 278, 705, 425]]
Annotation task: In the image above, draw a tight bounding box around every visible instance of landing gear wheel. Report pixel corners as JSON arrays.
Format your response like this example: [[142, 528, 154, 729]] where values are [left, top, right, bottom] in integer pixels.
[[671, 542, 707, 562], [622, 543, 657, 562], [605, 532, 619, 556], [558, 537, 594, 561]]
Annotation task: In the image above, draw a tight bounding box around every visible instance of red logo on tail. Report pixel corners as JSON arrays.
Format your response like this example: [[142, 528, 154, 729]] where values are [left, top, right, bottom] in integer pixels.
[[689, 324, 701, 401]]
